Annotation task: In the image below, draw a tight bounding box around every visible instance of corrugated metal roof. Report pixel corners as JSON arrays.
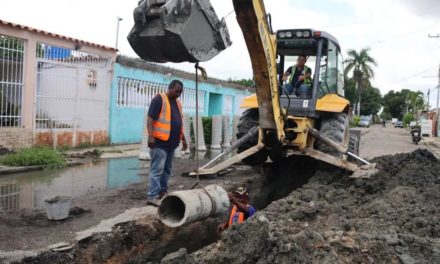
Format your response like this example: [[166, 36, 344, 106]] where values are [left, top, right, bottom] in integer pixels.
[[0, 19, 116, 51]]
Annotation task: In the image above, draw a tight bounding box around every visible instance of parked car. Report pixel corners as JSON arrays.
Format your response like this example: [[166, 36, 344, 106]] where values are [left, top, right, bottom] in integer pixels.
[[358, 116, 371, 127], [358, 119, 370, 127], [395, 120, 404, 128]]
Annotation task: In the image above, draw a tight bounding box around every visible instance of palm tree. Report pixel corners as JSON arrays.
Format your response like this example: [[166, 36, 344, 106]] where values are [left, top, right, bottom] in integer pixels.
[[344, 48, 377, 115], [407, 91, 424, 114]]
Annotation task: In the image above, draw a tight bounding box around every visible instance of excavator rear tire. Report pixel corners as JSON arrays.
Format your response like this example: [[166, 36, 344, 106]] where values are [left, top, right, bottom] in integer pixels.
[[236, 108, 268, 165], [316, 113, 349, 157]]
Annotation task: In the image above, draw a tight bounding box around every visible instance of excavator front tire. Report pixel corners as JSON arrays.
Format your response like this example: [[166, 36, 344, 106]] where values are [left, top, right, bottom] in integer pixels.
[[316, 113, 349, 157], [236, 108, 268, 165]]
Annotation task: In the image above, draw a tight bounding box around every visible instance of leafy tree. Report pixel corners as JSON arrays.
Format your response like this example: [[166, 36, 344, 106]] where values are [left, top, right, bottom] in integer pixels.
[[344, 48, 377, 115], [382, 89, 411, 119], [403, 113, 415, 125], [360, 86, 382, 115], [227, 78, 254, 87], [344, 78, 357, 107], [380, 111, 392, 121], [406, 91, 424, 114]]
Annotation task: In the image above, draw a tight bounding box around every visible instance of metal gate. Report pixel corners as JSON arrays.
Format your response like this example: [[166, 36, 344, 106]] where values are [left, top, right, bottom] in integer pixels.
[[0, 35, 24, 127], [35, 43, 112, 132]]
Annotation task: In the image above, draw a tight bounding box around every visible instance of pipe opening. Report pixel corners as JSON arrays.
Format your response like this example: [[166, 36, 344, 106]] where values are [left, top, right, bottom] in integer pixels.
[[158, 196, 186, 225]]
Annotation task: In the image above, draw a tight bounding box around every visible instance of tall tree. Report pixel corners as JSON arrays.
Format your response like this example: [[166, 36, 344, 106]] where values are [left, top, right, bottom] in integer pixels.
[[382, 89, 411, 119], [360, 86, 382, 115], [406, 91, 424, 114], [344, 78, 357, 107], [344, 48, 377, 115]]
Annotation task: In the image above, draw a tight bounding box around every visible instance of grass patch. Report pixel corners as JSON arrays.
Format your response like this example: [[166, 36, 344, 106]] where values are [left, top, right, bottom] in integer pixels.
[[0, 147, 66, 169]]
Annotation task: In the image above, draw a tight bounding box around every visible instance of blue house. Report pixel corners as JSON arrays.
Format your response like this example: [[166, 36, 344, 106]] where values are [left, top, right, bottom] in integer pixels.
[[109, 56, 251, 144]]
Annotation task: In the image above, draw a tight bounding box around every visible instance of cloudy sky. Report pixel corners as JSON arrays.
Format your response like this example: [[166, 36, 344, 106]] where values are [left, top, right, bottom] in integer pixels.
[[1, 0, 440, 106]]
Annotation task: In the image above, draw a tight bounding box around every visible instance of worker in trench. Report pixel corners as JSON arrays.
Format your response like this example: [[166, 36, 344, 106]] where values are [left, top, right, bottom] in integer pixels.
[[217, 187, 256, 233]]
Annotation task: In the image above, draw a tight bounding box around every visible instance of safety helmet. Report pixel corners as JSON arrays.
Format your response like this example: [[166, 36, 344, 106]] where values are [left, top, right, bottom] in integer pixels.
[[234, 187, 248, 196]]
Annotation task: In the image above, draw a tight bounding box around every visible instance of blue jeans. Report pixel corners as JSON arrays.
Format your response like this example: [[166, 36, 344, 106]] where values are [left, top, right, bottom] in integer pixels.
[[147, 147, 175, 199], [297, 84, 311, 98]]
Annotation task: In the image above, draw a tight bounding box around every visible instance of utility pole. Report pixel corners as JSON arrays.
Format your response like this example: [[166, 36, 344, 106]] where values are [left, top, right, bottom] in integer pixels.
[[437, 64, 440, 136], [428, 33, 439, 136], [427, 88, 430, 111], [115, 17, 123, 50]]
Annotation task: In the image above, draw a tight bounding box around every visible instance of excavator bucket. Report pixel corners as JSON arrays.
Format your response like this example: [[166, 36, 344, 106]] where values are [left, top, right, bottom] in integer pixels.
[[127, 0, 231, 63]]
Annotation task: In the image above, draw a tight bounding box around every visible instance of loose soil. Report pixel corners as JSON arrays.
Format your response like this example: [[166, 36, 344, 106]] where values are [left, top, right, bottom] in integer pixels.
[[182, 149, 440, 264], [2, 125, 440, 263]]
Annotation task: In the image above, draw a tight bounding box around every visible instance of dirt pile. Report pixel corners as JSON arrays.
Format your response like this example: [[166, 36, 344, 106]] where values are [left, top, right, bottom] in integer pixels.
[[168, 149, 440, 263], [11, 150, 440, 263]]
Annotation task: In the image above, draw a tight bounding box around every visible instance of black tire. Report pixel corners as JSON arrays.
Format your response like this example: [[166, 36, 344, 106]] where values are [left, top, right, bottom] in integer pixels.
[[316, 113, 349, 157], [236, 108, 268, 165]]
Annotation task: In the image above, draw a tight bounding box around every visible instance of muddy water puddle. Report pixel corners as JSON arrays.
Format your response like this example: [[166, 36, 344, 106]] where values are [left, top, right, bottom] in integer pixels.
[[0, 150, 232, 212], [0, 157, 146, 211]]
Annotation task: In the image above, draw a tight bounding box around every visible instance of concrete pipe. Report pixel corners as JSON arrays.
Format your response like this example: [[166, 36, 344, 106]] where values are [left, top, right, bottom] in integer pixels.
[[158, 184, 230, 227]]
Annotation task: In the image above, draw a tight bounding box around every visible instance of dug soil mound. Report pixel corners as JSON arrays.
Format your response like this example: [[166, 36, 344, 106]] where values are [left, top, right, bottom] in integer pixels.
[[13, 150, 440, 264], [170, 149, 440, 263]]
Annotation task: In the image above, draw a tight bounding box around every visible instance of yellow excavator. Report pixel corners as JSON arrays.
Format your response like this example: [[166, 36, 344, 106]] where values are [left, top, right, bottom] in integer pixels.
[[128, 0, 374, 177]]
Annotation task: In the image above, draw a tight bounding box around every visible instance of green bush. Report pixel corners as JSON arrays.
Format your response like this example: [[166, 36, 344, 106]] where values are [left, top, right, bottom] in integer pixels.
[[352, 115, 360, 126], [403, 113, 415, 126], [0, 147, 66, 169], [202, 116, 212, 146]]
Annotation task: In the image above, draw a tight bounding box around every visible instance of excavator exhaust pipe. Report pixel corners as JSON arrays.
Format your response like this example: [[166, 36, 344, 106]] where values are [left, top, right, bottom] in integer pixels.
[[128, 0, 231, 63]]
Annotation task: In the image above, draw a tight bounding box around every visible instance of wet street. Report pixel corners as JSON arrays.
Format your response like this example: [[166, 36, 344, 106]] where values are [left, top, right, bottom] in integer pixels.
[[0, 149, 230, 212], [0, 158, 147, 211]]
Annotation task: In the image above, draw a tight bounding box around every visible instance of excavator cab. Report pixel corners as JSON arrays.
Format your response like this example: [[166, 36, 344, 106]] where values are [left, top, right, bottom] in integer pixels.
[[276, 29, 346, 118]]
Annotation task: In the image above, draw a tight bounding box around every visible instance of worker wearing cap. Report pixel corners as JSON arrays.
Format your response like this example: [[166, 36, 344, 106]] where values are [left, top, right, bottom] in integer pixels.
[[217, 187, 256, 233]]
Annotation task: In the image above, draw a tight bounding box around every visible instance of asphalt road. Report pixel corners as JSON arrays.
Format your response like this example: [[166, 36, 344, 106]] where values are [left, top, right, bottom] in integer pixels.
[[356, 124, 425, 160]]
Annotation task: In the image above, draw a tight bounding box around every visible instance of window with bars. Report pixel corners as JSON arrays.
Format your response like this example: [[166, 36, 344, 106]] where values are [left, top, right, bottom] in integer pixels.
[[0, 35, 24, 127], [116, 77, 206, 114]]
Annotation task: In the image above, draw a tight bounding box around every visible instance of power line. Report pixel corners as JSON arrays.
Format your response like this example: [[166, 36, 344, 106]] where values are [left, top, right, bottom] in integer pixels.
[[393, 65, 438, 84], [325, 9, 440, 28], [367, 23, 438, 46]]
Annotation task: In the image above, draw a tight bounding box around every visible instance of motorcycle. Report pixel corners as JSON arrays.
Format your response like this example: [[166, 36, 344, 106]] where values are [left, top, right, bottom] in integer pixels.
[[410, 127, 422, 145]]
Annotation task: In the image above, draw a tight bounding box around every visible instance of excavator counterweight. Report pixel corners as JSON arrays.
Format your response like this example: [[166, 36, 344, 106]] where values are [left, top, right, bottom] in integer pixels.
[[127, 0, 231, 63]]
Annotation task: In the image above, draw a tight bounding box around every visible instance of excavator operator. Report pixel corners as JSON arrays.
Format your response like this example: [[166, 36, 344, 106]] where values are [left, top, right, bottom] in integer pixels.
[[282, 55, 312, 98]]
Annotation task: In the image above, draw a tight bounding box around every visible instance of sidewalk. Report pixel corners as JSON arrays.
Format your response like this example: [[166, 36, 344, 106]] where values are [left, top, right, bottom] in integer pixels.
[[420, 137, 440, 158], [65, 143, 141, 159]]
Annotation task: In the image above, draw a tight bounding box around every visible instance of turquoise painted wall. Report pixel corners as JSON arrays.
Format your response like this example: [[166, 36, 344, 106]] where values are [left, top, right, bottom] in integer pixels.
[[208, 93, 223, 116], [109, 62, 250, 144]]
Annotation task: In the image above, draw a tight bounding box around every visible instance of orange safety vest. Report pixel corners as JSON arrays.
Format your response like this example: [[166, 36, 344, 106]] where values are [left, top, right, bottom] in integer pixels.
[[152, 93, 184, 141], [228, 205, 245, 226]]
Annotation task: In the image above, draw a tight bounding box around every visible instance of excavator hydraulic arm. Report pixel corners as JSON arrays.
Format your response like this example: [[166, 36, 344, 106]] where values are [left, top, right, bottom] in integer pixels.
[[128, 0, 284, 143], [232, 0, 283, 139], [127, 0, 231, 63]]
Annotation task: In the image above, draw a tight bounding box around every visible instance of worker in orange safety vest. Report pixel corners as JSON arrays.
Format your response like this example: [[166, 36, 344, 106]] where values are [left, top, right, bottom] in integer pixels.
[[217, 187, 256, 234], [146, 79, 188, 207]]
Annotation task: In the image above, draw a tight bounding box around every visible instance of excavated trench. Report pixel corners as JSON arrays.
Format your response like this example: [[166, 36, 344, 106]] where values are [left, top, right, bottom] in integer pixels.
[[17, 149, 440, 263], [16, 156, 322, 264]]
